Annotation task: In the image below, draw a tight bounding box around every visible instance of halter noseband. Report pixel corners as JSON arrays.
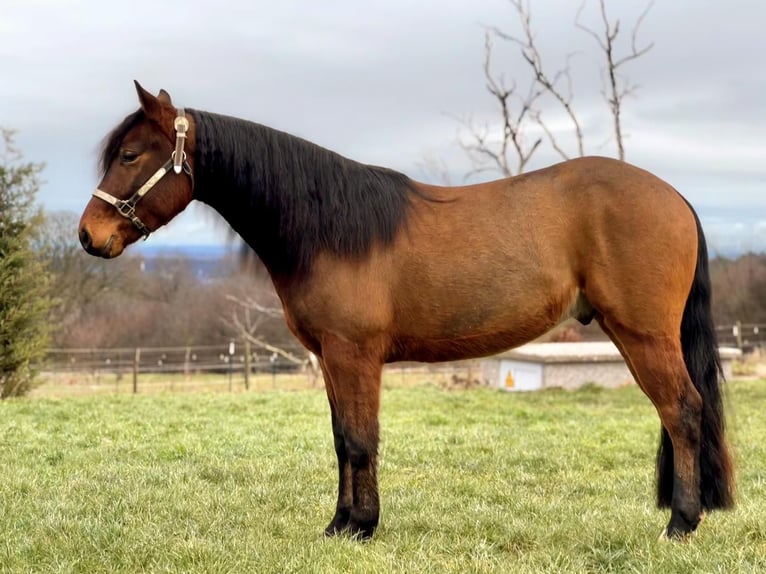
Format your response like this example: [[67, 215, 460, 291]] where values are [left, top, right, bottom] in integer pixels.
[[92, 108, 194, 239]]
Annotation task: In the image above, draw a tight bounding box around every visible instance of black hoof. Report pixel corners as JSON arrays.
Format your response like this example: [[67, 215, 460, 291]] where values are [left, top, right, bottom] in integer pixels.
[[323, 514, 377, 540], [324, 520, 348, 537], [347, 518, 377, 540], [324, 508, 351, 537], [662, 511, 700, 540], [324, 527, 341, 537]]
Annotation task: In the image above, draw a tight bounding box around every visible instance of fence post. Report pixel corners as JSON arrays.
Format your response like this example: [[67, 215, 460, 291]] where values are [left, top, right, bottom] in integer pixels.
[[184, 346, 191, 381], [270, 353, 277, 388], [735, 320, 744, 351], [133, 348, 141, 394], [228, 341, 235, 392], [244, 340, 251, 391]]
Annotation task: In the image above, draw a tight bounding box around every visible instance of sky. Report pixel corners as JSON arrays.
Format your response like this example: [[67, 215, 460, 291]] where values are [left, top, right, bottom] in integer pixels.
[[2, 0, 764, 254]]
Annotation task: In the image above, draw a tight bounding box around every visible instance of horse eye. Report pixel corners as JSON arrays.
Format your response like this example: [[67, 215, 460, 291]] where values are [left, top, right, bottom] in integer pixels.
[[120, 151, 139, 164]]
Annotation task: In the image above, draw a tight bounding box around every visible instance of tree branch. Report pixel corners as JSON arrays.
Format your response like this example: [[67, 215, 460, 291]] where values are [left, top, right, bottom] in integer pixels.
[[241, 333, 306, 365], [456, 29, 544, 177], [493, 0, 585, 158], [224, 292, 307, 366], [577, 0, 654, 160]]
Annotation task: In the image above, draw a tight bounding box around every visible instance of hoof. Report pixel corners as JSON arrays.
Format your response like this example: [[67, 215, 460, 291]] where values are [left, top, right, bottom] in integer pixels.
[[324, 506, 352, 537], [324, 524, 345, 537], [662, 507, 701, 541], [347, 518, 377, 541], [324, 509, 377, 540], [324, 518, 376, 540], [658, 526, 696, 542], [324, 515, 351, 537]]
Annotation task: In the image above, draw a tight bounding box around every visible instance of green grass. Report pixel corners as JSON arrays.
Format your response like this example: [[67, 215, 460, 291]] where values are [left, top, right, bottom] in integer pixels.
[[2, 381, 766, 573]]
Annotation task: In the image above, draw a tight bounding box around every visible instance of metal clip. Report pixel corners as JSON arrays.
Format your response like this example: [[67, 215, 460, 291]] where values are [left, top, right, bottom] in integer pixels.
[[116, 200, 136, 219], [173, 108, 189, 174]]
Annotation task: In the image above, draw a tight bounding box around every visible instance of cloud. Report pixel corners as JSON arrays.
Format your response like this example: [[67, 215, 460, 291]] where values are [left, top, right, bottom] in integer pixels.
[[2, 0, 764, 253]]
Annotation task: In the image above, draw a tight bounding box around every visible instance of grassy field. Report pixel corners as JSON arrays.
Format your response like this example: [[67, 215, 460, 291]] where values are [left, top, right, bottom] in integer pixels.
[[2, 380, 766, 573]]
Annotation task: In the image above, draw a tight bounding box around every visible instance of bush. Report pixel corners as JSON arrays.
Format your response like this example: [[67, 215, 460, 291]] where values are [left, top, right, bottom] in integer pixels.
[[0, 129, 50, 398]]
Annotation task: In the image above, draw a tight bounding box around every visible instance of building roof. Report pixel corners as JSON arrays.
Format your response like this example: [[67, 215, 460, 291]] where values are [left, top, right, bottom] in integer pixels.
[[493, 342, 742, 364]]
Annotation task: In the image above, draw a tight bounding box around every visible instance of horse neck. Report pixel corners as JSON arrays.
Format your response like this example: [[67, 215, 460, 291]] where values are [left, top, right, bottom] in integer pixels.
[[188, 109, 415, 280], [189, 110, 308, 276]]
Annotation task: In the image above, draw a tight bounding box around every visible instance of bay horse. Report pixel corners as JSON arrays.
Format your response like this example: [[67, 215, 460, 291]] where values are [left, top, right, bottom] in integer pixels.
[[78, 82, 733, 540]]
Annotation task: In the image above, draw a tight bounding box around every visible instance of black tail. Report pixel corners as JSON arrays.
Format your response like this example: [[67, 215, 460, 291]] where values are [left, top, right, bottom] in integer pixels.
[[657, 208, 734, 510]]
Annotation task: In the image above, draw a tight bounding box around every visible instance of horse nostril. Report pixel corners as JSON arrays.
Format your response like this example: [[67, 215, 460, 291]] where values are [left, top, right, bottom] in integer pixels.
[[79, 227, 92, 251]]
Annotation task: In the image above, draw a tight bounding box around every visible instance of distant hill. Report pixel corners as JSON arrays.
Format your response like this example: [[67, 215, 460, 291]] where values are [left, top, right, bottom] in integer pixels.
[[133, 243, 240, 279]]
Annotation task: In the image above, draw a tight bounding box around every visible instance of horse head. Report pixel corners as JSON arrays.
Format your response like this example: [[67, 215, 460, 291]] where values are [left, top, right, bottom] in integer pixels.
[[78, 82, 195, 258]]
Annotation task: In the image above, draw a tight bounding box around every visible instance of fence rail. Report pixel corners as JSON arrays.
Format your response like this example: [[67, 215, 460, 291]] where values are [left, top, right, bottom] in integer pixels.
[[39, 325, 761, 396], [716, 322, 766, 351], [43, 342, 304, 394], [40, 343, 483, 396], [45, 344, 284, 374]]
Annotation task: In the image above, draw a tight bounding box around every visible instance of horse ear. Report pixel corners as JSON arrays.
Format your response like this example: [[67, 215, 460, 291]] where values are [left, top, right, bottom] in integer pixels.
[[134, 80, 162, 120], [157, 89, 173, 105]]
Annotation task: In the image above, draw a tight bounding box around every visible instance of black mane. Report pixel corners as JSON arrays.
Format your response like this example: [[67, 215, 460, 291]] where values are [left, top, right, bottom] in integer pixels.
[[189, 110, 418, 276]]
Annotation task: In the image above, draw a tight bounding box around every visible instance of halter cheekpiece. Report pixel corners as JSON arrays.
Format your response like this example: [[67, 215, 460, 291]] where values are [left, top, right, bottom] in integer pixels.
[[92, 108, 193, 239]]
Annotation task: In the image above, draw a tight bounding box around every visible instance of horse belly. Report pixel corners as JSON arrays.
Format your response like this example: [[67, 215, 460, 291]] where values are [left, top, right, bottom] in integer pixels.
[[390, 281, 579, 363], [392, 328, 548, 363]]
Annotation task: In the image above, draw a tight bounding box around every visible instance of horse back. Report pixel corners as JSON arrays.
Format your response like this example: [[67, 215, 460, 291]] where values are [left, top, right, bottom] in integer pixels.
[[277, 156, 698, 364]]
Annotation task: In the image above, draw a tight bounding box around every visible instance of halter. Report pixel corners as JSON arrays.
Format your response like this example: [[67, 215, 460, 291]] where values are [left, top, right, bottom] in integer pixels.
[[92, 108, 194, 238]]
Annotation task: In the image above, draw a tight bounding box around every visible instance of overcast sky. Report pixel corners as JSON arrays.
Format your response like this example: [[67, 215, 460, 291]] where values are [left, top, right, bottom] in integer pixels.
[[2, 0, 764, 253]]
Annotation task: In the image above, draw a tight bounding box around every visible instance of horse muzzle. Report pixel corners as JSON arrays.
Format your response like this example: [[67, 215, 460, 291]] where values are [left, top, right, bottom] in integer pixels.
[[78, 225, 120, 258]]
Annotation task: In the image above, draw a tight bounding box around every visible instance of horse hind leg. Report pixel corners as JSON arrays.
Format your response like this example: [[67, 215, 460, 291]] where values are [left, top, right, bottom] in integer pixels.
[[600, 319, 703, 538]]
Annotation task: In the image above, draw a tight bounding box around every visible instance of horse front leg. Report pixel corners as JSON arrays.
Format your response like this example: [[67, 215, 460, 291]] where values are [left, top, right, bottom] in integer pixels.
[[324, 399, 353, 535], [321, 339, 383, 539]]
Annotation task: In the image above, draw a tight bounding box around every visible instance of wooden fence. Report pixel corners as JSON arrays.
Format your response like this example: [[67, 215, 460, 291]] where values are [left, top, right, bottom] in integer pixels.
[[39, 323, 762, 396], [716, 322, 766, 352], [41, 343, 483, 396], [43, 342, 303, 393]]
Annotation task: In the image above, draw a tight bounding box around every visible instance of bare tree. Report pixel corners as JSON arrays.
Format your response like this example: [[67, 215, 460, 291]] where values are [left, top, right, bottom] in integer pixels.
[[576, 0, 654, 160], [491, 0, 585, 160], [455, 31, 544, 178], [225, 290, 322, 385], [454, 0, 653, 178], [415, 153, 454, 186], [38, 211, 141, 345], [710, 254, 766, 326]]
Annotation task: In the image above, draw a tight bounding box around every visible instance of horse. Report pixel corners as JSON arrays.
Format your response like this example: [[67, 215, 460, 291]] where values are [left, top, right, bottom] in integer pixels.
[[78, 82, 733, 540]]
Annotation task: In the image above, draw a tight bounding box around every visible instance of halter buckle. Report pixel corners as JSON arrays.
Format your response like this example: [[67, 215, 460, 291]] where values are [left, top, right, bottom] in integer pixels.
[[115, 200, 136, 219], [173, 109, 189, 174]]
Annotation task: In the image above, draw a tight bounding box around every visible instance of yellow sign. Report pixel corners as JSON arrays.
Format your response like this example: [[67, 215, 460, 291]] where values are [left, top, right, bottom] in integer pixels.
[[505, 371, 515, 388]]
